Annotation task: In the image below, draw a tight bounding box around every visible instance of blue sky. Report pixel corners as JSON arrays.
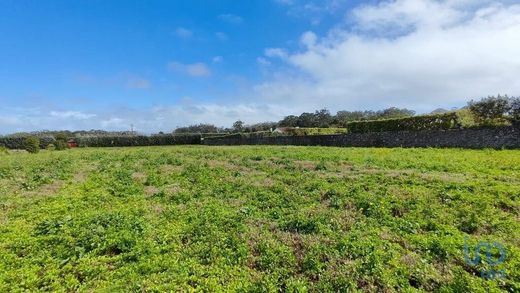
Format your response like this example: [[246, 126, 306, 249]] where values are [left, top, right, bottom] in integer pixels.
[[1, 0, 520, 133]]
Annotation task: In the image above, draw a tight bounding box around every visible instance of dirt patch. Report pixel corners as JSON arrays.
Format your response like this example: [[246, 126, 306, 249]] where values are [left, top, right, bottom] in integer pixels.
[[295, 160, 316, 170], [144, 185, 160, 196], [160, 165, 183, 175], [150, 203, 165, 215], [250, 177, 276, 188], [25, 180, 65, 197], [132, 172, 147, 183]]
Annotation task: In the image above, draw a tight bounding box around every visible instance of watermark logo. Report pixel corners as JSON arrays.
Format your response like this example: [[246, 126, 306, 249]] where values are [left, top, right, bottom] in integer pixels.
[[464, 237, 506, 279]]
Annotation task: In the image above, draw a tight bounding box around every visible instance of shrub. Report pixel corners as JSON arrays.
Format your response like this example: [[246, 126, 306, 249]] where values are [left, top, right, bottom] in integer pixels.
[[510, 97, 520, 121], [0, 136, 55, 150], [46, 144, 56, 151], [54, 139, 68, 150], [468, 95, 511, 125], [346, 112, 461, 133], [455, 109, 478, 128], [76, 134, 201, 147], [0, 145, 8, 155], [24, 136, 41, 153], [285, 128, 348, 136]]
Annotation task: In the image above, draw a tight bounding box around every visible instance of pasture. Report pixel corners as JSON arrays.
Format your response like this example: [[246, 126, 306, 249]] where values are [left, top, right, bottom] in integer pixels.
[[0, 146, 519, 291]]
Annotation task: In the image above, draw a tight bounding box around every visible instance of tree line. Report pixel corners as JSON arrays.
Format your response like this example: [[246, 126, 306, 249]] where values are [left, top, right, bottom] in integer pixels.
[[175, 95, 520, 134]]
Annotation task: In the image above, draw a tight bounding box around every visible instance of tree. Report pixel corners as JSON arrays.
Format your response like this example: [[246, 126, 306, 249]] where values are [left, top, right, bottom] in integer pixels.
[[54, 133, 69, 150], [509, 97, 520, 121], [174, 124, 220, 133], [334, 111, 368, 126], [468, 95, 511, 125], [297, 112, 316, 127], [278, 115, 299, 127], [24, 136, 40, 153], [376, 107, 415, 119], [314, 109, 332, 127], [233, 120, 244, 132]]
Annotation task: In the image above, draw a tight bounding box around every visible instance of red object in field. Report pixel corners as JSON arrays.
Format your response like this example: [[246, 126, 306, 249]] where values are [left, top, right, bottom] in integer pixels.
[[67, 139, 78, 148]]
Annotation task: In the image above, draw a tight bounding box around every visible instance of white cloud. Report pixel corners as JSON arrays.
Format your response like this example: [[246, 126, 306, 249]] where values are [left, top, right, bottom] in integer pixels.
[[215, 32, 228, 41], [257, 0, 520, 112], [50, 111, 96, 120], [168, 61, 211, 77], [273, 0, 351, 24], [0, 103, 290, 134], [257, 57, 272, 66], [265, 48, 288, 59], [218, 14, 243, 24], [212, 56, 224, 63], [300, 31, 317, 47], [126, 77, 150, 89], [174, 27, 193, 38]]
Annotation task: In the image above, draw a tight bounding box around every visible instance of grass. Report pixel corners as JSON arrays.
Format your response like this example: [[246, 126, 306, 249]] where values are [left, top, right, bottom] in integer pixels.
[[0, 146, 519, 292]]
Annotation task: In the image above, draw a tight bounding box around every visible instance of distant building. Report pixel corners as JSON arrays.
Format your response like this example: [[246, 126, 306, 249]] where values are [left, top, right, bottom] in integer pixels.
[[67, 139, 78, 148], [273, 127, 298, 133]]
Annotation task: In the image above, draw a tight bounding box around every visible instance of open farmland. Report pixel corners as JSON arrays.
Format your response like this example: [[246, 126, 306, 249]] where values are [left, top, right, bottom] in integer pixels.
[[0, 146, 519, 292]]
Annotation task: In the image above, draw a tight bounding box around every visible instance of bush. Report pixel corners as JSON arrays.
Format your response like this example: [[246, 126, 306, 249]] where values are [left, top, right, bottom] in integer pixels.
[[0, 145, 8, 155], [0, 136, 55, 150], [455, 109, 478, 128], [76, 134, 201, 147], [510, 97, 520, 121], [468, 95, 511, 125], [46, 144, 56, 151], [24, 136, 41, 153], [54, 139, 68, 150], [346, 112, 461, 133], [285, 128, 347, 136]]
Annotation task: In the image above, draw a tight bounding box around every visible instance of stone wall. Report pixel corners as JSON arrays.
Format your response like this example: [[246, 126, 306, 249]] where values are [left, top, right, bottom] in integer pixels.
[[203, 126, 520, 149]]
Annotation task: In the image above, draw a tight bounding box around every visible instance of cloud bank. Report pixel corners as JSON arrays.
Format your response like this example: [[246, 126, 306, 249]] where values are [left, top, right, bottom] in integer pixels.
[[258, 0, 520, 112]]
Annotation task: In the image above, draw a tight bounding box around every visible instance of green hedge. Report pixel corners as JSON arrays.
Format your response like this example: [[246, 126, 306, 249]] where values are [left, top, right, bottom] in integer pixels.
[[346, 112, 462, 133], [284, 128, 348, 136], [0, 136, 55, 150], [76, 134, 201, 147], [206, 129, 347, 140]]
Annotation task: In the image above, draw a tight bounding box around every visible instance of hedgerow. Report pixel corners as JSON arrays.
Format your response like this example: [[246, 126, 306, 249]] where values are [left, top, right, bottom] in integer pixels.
[[75, 134, 202, 147], [24, 136, 41, 153], [0, 136, 55, 150], [346, 112, 462, 133]]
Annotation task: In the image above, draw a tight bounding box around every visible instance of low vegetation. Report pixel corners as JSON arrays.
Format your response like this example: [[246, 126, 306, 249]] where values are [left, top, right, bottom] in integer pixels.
[[0, 146, 518, 291], [23, 136, 40, 153]]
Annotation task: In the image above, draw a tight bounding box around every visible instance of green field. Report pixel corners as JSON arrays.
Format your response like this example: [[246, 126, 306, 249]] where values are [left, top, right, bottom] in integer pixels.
[[0, 146, 519, 292]]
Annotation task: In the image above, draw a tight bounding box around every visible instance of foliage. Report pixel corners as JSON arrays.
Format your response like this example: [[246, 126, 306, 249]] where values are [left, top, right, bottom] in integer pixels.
[[0, 136, 55, 150], [53, 133, 70, 150], [283, 127, 348, 136], [0, 146, 518, 291], [242, 121, 278, 133], [46, 144, 56, 151], [510, 97, 520, 121], [232, 120, 244, 132], [278, 107, 416, 128], [208, 128, 348, 140], [54, 139, 69, 150], [346, 112, 462, 133], [468, 95, 512, 125], [23, 136, 41, 153], [174, 124, 223, 134], [0, 145, 8, 155], [75, 134, 202, 147], [455, 108, 478, 128]]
